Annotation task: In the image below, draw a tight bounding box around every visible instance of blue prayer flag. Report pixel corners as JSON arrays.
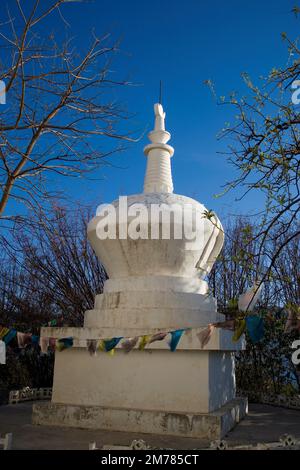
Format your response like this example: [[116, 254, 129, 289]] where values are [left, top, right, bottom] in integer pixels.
[[169, 329, 185, 352], [246, 316, 264, 343], [103, 337, 123, 352], [56, 337, 73, 351], [3, 329, 17, 345]]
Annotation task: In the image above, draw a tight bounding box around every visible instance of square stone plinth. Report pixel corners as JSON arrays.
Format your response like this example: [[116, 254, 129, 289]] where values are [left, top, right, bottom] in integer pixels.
[[49, 348, 237, 414], [34, 326, 246, 439]]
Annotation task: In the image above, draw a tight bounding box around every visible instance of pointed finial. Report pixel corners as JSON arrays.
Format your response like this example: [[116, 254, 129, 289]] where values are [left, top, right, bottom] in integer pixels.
[[154, 103, 165, 131], [148, 102, 170, 143], [143, 100, 174, 193]]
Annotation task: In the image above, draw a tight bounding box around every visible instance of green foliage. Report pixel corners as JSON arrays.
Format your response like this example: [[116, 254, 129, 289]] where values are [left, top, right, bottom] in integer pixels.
[[209, 219, 300, 398], [202, 209, 215, 221]]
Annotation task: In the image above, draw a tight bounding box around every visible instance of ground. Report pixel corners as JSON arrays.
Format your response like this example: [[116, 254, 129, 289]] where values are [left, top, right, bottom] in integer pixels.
[[0, 402, 300, 450]]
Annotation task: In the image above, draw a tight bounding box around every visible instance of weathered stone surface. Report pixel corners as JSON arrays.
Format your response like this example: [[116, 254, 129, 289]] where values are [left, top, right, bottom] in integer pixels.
[[32, 397, 248, 439], [1, 402, 299, 450]]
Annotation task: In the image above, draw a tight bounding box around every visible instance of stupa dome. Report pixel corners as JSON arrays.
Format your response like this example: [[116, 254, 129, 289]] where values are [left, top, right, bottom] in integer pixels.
[[87, 103, 224, 296]]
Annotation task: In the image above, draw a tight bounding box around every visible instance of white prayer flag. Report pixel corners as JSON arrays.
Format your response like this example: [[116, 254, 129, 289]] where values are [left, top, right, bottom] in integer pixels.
[[0, 340, 6, 364], [238, 283, 263, 312]]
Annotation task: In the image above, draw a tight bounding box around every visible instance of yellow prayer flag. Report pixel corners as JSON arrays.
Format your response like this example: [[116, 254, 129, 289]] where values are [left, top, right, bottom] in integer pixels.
[[97, 340, 105, 352], [232, 319, 246, 342], [0, 328, 9, 340], [138, 335, 151, 351]]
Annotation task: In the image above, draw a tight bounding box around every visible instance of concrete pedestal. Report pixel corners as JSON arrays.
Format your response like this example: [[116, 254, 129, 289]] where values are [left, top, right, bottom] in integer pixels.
[[32, 291, 247, 439], [32, 103, 248, 440]]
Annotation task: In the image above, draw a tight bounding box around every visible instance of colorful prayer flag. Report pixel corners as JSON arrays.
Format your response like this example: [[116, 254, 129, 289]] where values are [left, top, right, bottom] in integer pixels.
[[49, 338, 56, 351], [56, 337, 73, 351], [0, 340, 6, 365], [246, 316, 264, 343], [39, 337, 49, 354], [3, 329, 17, 345], [232, 319, 246, 342], [138, 335, 152, 351], [149, 332, 167, 344], [0, 327, 9, 340], [238, 283, 263, 312], [121, 337, 139, 353], [169, 329, 185, 352], [197, 324, 214, 348], [87, 339, 97, 356], [31, 335, 39, 344], [17, 332, 32, 348], [98, 337, 123, 353]]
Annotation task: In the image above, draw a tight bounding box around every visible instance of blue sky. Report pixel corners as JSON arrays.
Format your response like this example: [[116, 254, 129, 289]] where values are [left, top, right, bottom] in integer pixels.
[[3, 0, 300, 222]]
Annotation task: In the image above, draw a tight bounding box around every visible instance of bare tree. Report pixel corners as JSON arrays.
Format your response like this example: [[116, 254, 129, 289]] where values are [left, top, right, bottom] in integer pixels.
[[0, 0, 133, 223], [210, 219, 300, 309], [0, 204, 106, 327], [209, 219, 260, 309]]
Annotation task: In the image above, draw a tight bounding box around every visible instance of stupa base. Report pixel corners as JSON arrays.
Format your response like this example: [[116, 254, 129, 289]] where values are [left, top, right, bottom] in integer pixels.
[[33, 325, 247, 440], [32, 397, 247, 440]]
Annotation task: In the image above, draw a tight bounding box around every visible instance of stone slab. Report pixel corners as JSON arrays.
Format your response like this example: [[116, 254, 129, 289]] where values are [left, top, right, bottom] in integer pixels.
[[32, 397, 248, 440], [2, 402, 300, 449]]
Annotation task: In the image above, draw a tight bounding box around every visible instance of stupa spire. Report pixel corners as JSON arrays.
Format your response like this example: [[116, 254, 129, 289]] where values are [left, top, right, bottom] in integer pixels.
[[143, 103, 174, 193]]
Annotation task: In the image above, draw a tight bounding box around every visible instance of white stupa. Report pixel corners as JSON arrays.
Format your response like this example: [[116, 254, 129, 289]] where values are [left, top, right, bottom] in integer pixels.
[[33, 102, 247, 439]]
